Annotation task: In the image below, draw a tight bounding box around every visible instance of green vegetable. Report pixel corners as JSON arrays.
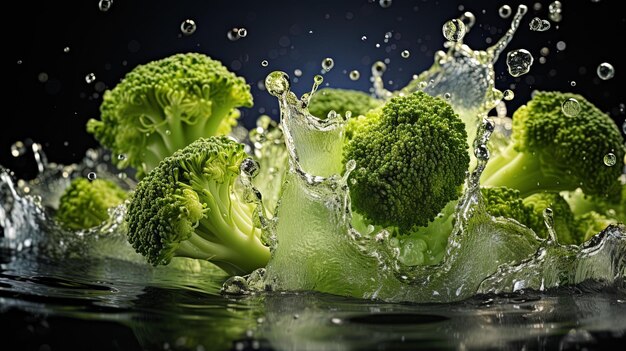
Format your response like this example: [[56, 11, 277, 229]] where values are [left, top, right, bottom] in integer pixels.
[[523, 192, 578, 244], [344, 91, 470, 230], [481, 186, 534, 226], [87, 53, 253, 178], [481, 91, 625, 199], [55, 178, 127, 230], [126, 136, 270, 275], [308, 88, 382, 119], [573, 211, 617, 243]]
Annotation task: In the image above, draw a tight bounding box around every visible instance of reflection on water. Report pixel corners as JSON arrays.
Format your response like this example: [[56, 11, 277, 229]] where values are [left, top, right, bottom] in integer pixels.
[[1, 252, 625, 350]]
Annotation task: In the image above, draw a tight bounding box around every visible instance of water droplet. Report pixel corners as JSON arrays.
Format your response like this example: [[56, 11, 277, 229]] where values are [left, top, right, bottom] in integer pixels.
[[372, 61, 387, 75], [240, 158, 260, 178], [265, 71, 290, 97], [506, 49, 534, 77], [604, 153, 617, 167], [17, 60, 23, 65], [321, 58, 335, 72], [379, 0, 392, 9], [503, 89, 515, 101], [63, 47, 70, 53], [117, 154, 126, 160], [499, 5, 512, 18], [85, 73, 96, 84], [98, 0, 113, 12], [87, 172, 97, 181], [238, 28, 247, 38], [548, 1, 562, 22], [164, 130, 171, 135], [570, 81, 576, 87], [38, 72, 49, 83], [220, 276, 249, 295], [442, 19, 466, 42], [529, 17, 551, 31], [474, 144, 489, 160], [227, 28, 240, 41], [401, 50, 410, 58], [294, 69, 302, 77], [261, 60, 269, 67], [561, 98, 581, 117], [443, 92, 451, 100], [556, 41, 566, 51], [180, 19, 197, 36], [597, 62, 615, 80], [330, 317, 343, 325], [349, 70, 360, 80], [361, 35, 367, 41], [10, 141, 26, 157]]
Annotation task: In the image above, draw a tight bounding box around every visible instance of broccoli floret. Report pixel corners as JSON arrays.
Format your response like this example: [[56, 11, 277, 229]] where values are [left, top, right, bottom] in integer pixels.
[[573, 211, 617, 243], [55, 178, 128, 230], [344, 91, 469, 230], [481, 186, 534, 227], [523, 192, 578, 244], [481, 91, 625, 199], [126, 136, 270, 275], [563, 187, 626, 223], [307, 88, 382, 119], [87, 53, 253, 178]]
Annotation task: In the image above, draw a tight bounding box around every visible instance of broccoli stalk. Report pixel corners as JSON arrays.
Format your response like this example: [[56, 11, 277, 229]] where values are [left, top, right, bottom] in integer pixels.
[[126, 136, 270, 275], [87, 53, 253, 178]]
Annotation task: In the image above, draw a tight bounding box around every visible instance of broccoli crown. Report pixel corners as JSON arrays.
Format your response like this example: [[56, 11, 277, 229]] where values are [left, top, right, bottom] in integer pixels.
[[56, 178, 128, 230], [344, 91, 469, 230], [573, 211, 617, 243], [481, 186, 533, 226], [307, 88, 382, 119], [87, 53, 253, 178], [522, 192, 578, 244], [483, 91, 624, 199], [126, 136, 270, 275]]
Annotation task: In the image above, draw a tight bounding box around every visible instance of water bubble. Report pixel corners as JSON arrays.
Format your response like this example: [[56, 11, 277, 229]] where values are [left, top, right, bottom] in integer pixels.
[[10, 141, 26, 157], [330, 317, 343, 325], [474, 144, 489, 160], [503, 89, 515, 101], [240, 158, 260, 178], [98, 0, 113, 12], [265, 71, 290, 97], [361, 35, 367, 41], [180, 19, 197, 36], [63, 47, 70, 53], [379, 0, 392, 9], [442, 19, 466, 42], [499, 5, 512, 19], [164, 130, 171, 135], [529, 17, 551, 31], [294, 69, 302, 77], [597, 62, 615, 80], [604, 153, 617, 167], [548, 1, 562, 22], [349, 70, 360, 80], [238, 28, 247, 38], [117, 154, 126, 160], [401, 50, 410, 58], [38, 72, 49, 83], [85, 73, 96, 84], [561, 98, 581, 117], [227, 28, 240, 41], [17, 59, 23, 65], [570, 81, 576, 87], [321, 58, 335, 72], [372, 61, 387, 75], [506, 49, 534, 77], [87, 172, 97, 181], [443, 92, 451, 100], [221, 276, 249, 295], [556, 41, 566, 51], [261, 60, 269, 67]]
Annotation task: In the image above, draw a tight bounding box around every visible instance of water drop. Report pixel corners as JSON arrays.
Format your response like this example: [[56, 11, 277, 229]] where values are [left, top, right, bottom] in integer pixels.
[[294, 69, 302, 77], [117, 154, 126, 160], [349, 70, 360, 80], [474, 144, 489, 160], [63, 47, 70, 53], [87, 172, 97, 181], [401, 50, 410, 58], [221, 276, 249, 295], [604, 153, 617, 167], [372, 61, 387, 75], [330, 317, 343, 325], [98, 0, 113, 12], [548, 1, 562, 22], [506, 49, 534, 77], [164, 130, 171, 135], [442, 19, 466, 42], [503, 89, 515, 101], [180, 19, 197, 36], [570, 81, 576, 87], [85, 73, 96, 84], [38, 73, 49, 83], [10, 141, 26, 157], [556, 41, 566, 51], [597, 62, 615, 80], [361, 35, 367, 41], [529, 17, 551, 31], [327, 110, 337, 119], [321, 57, 335, 72], [261, 60, 269, 67], [379, 0, 392, 9], [499, 5, 512, 19], [240, 158, 260, 178], [17, 60, 23, 65], [265, 71, 290, 97], [238, 28, 247, 38], [227, 28, 240, 41], [443, 92, 451, 100], [561, 98, 581, 117]]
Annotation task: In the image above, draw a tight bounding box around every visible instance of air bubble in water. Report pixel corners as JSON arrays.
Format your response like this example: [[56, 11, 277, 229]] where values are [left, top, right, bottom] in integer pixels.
[[261, 60, 269, 67], [529, 17, 551, 31], [499, 5, 512, 19], [238, 28, 247, 38], [87, 172, 97, 181], [10, 141, 26, 157], [85, 73, 96, 84], [180, 19, 197, 35], [506, 49, 533, 77], [401, 50, 410, 58], [322, 58, 335, 72], [503, 89, 514, 101], [604, 153, 617, 167], [442, 19, 466, 42], [597, 62, 615, 80], [98, 0, 113, 12], [548, 1, 562, 22], [379, 0, 392, 8], [561, 98, 581, 117], [349, 70, 360, 80]]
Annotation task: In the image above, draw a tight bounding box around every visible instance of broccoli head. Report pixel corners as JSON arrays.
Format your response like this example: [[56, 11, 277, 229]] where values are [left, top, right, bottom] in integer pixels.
[[573, 211, 617, 243], [55, 178, 128, 230], [481, 91, 625, 200], [523, 192, 577, 244], [481, 186, 534, 227], [344, 91, 469, 230], [307, 88, 382, 119], [87, 53, 253, 178], [126, 136, 270, 275]]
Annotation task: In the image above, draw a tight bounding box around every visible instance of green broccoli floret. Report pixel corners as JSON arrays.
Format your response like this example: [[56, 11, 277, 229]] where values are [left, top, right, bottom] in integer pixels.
[[87, 53, 253, 178], [307, 88, 382, 119], [480, 91, 625, 200], [573, 211, 617, 243], [481, 186, 534, 227], [344, 91, 469, 230], [523, 192, 578, 244], [126, 136, 270, 275], [55, 178, 128, 230], [563, 186, 626, 223]]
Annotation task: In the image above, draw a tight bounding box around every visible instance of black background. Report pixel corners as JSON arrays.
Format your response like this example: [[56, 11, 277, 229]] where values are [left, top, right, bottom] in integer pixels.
[[4, 0, 625, 179]]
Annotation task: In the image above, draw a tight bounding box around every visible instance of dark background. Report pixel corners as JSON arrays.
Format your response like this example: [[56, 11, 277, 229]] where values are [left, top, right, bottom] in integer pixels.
[[4, 0, 625, 179]]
